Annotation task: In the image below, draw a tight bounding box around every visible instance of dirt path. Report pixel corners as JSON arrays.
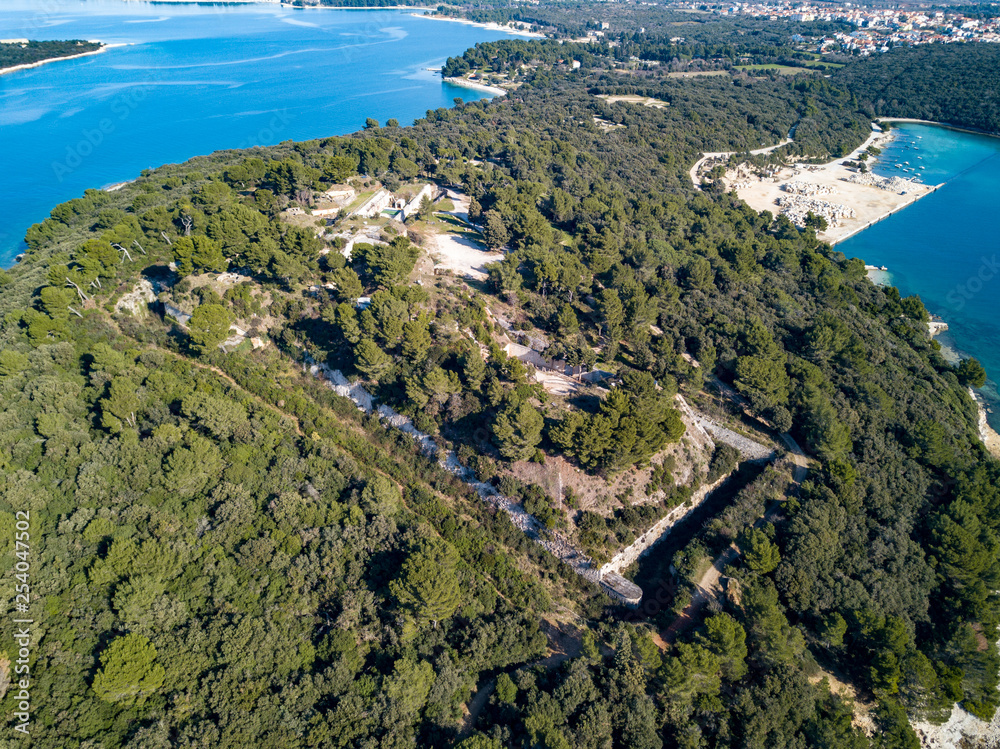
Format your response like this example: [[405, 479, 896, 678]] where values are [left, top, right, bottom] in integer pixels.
[[427, 189, 503, 280], [153, 346, 305, 437], [690, 133, 794, 189], [458, 620, 583, 738], [659, 381, 811, 646], [458, 678, 495, 738]]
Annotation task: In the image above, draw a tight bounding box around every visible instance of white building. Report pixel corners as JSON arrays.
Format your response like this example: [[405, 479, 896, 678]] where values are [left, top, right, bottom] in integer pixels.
[[351, 189, 393, 218]]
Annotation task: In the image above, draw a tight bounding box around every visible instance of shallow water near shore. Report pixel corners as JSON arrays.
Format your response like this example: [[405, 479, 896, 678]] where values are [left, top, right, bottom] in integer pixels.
[[0, 0, 513, 263], [839, 123, 1000, 431]]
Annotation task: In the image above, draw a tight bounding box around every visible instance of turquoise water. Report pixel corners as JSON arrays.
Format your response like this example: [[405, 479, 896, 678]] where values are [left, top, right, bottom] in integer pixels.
[[839, 123, 1000, 429], [0, 0, 515, 262]]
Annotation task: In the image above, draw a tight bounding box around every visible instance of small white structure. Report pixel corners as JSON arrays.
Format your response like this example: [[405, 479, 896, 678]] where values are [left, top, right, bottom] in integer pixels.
[[402, 184, 436, 219], [323, 185, 356, 201], [351, 189, 393, 218]]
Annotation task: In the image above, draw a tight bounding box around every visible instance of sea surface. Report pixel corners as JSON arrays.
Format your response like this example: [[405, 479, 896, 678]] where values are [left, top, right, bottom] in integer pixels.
[[839, 123, 1000, 430], [0, 0, 515, 262]]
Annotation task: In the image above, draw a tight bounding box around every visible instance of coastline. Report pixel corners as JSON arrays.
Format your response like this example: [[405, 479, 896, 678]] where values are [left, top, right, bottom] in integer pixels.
[[971, 387, 1000, 459], [413, 13, 546, 38], [0, 43, 118, 77], [724, 126, 941, 245], [827, 180, 944, 246], [140, 0, 280, 3], [443, 76, 506, 96], [879, 117, 1000, 141]]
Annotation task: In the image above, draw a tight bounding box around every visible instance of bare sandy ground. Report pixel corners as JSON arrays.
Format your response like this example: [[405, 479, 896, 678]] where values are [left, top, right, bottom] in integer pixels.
[[431, 232, 503, 280], [533, 369, 585, 396], [726, 129, 939, 244], [596, 94, 668, 109], [971, 388, 1000, 460], [429, 190, 503, 280], [690, 135, 793, 188], [913, 697, 1000, 749], [667, 70, 729, 78], [443, 77, 506, 96]]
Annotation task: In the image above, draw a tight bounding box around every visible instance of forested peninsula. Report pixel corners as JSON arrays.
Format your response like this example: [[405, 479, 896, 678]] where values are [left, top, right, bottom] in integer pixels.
[[1, 28, 999, 749], [0, 40, 104, 74]]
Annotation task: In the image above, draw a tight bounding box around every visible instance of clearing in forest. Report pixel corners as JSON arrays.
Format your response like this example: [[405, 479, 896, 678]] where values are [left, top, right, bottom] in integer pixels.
[[596, 94, 669, 108]]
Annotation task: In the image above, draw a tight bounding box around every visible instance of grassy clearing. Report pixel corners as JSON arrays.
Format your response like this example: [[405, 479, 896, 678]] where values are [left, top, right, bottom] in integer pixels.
[[344, 190, 376, 214], [735, 64, 813, 75]]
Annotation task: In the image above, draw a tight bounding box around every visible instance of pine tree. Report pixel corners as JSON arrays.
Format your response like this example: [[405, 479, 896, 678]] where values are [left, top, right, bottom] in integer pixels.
[[696, 613, 748, 681], [598, 288, 624, 342], [742, 527, 781, 574], [401, 316, 432, 363], [956, 357, 987, 388], [92, 633, 166, 706], [100, 377, 141, 433], [492, 401, 544, 461], [390, 538, 463, 627], [188, 304, 232, 354], [482, 210, 510, 250], [556, 303, 579, 335], [354, 338, 394, 381]]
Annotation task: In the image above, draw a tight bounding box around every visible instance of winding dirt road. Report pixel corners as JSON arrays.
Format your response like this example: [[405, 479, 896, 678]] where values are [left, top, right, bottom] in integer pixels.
[[689, 132, 795, 189], [659, 388, 810, 645]]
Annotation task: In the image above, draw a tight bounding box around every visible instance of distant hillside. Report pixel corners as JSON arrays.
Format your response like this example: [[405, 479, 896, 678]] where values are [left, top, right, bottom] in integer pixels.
[[836, 44, 1000, 134]]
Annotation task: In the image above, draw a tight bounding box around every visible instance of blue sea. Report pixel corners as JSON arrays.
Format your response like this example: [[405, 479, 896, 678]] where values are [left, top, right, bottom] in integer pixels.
[[838, 123, 1000, 430], [0, 0, 515, 262]]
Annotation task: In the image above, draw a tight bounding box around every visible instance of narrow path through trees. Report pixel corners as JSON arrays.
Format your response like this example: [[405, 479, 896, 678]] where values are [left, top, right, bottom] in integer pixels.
[[689, 126, 796, 189], [660, 430, 809, 646]]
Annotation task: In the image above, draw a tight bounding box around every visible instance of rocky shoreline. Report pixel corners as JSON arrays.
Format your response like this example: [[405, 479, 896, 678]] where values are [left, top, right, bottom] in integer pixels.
[[971, 388, 1000, 459]]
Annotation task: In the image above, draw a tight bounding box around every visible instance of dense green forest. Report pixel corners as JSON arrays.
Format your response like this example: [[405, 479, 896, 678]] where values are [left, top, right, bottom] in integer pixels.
[[0, 39, 102, 70], [1, 29, 999, 749], [834, 44, 1000, 134], [436, 2, 849, 66]]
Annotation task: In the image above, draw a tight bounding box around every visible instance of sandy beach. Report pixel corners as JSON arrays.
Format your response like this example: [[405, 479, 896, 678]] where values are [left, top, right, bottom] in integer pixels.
[[721, 128, 941, 244], [0, 43, 120, 77], [443, 76, 506, 96], [414, 13, 546, 38]]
